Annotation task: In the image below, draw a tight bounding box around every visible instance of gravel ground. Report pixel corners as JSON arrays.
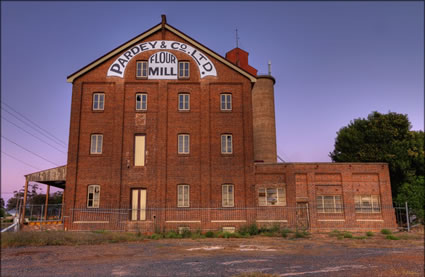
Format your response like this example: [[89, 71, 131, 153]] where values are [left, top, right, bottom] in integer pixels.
[[1, 235, 424, 277]]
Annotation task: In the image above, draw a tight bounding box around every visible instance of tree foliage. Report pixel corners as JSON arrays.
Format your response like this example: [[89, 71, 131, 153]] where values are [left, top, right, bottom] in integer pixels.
[[330, 111, 424, 222], [6, 183, 63, 211]]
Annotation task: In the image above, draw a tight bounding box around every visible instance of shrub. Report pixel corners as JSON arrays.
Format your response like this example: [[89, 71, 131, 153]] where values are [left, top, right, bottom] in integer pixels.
[[281, 228, 293, 238], [381, 229, 392, 235], [294, 230, 310, 239], [329, 230, 341, 237], [366, 231, 374, 237], [181, 229, 192, 238], [386, 235, 400, 240], [343, 232, 353, 239], [164, 231, 181, 239], [149, 233, 162, 240], [239, 224, 259, 236], [205, 231, 215, 238]]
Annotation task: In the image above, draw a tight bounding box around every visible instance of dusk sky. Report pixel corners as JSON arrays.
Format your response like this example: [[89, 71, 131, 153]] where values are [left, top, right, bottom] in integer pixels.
[[1, 2, 423, 202]]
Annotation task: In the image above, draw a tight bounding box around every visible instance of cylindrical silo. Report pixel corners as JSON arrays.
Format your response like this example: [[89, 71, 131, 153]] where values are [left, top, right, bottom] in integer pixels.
[[252, 75, 277, 163]]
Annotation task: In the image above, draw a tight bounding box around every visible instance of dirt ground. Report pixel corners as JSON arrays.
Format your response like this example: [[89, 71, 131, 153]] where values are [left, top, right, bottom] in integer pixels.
[[1, 233, 424, 277]]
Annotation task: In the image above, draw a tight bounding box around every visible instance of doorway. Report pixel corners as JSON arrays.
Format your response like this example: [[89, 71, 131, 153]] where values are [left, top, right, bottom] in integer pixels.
[[131, 188, 146, 221], [296, 202, 310, 230]]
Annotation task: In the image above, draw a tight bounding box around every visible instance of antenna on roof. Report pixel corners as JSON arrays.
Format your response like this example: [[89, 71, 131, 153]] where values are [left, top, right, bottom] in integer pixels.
[[268, 61, 272, 75], [235, 28, 240, 48]]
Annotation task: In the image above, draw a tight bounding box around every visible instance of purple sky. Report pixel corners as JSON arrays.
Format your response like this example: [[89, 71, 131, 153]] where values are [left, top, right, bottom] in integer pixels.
[[1, 2, 423, 202]]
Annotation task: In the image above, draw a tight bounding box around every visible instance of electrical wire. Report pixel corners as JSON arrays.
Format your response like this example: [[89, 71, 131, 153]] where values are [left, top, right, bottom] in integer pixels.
[[2, 136, 60, 166], [2, 117, 67, 154], [1, 102, 67, 147], [1, 151, 43, 171]]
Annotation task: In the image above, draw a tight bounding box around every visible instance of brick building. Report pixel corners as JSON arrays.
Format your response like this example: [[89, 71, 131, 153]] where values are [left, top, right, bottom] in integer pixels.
[[47, 15, 397, 232]]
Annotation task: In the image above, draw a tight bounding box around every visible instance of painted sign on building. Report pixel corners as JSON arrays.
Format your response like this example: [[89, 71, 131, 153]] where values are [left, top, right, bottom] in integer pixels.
[[148, 51, 177, 79], [107, 40, 217, 79]]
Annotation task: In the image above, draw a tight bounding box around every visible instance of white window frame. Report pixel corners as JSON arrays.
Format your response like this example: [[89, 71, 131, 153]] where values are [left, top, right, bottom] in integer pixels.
[[258, 187, 286, 206], [220, 93, 232, 111], [316, 195, 343, 213], [136, 61, 148, 78], [87, 185, 100, 208], [136, 93, 147, 111], [90, 134, 103, 154], [178, 93, 190, 111], [177, 184, 190, 207], [221, 134, 233, 154], [178, 134, 190, 154], [178, 61, 190, 79], [93, 93, 104, 111], [222, 184, 234, 207], [355, 195, 381, 213]]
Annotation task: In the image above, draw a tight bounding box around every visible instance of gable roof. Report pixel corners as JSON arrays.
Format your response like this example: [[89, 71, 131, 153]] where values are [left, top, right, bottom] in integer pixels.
[[66, 19, 257, 83]]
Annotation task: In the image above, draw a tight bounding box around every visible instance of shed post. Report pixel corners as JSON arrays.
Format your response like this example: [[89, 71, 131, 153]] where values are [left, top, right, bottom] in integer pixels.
[[20, 178, 29, 224], [44, 185, 50, 220]]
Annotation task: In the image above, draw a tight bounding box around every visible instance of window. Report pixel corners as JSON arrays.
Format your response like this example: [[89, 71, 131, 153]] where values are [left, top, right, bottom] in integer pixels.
[[221, 134, 232, 154], [258, 187, 286, 206], [355, 195, 381, 213], [136, 93, 147, 111], [134, 135, 146, 166], [222, 184, 234, 207], [316, 195, 343, 213], [93, 93, 104, 111], [178, 94, 190, 111], [178, 134, 190, 154], [177, 184, 190, 207], [136, 61, 148, 78], [178, 61, 190, 79], [87, 185, 100, 208], [90, 134, 103, 154], [220, 94, 232, 111]]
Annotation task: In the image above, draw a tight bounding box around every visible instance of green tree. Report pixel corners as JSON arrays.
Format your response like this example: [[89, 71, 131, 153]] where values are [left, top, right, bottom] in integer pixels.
[[330, 111, 424, 202], [0, 198, 5, 217], [396, 176, 425, 222]]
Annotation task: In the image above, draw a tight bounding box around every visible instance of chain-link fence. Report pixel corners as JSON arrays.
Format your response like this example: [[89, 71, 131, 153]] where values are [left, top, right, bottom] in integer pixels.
[[21, 204, 63, 222]]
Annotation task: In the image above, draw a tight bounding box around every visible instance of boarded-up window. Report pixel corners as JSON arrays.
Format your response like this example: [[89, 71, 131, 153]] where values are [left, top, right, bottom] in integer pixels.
[[177, 184, 189, 207], [222, 184, 234, 207], [258, 187, 286, 206], [316, 195, 343, 213], [355, 195, 381, 213], [87, 185, 100, 208], [135, 135, 145, 166]]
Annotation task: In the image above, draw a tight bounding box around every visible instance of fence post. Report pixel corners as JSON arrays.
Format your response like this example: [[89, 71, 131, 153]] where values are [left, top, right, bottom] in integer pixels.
[[405, 202, 410, 232]]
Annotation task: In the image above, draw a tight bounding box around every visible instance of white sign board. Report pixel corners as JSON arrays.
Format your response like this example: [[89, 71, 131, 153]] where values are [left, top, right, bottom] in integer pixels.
[[107, 40, 217, 79]]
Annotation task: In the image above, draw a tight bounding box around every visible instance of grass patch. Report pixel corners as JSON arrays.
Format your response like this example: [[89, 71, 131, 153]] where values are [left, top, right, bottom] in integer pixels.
[[1, 231, 147, 248], [294, 230, 310, 239], [381, 229, 392, 235], [281, 228, 293, 238], [386, 234, 400, 240], [352, 236, 367, 240], [343, 231, 353, 238], [205, 231, 215, 238], [239, 224, 259, 236], [366, 231, 374, 237]]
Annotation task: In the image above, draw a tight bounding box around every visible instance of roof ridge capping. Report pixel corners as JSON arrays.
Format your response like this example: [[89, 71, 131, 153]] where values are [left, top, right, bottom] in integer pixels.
[[66, 15, 257, 83]]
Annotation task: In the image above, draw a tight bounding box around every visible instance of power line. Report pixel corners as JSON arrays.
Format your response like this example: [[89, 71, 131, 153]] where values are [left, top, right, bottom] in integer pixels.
[[1, 136, 60, 166], [3, 117, 67, 154], [1, 108, 67, 149], [2, 102, 68, 147], [1, 151, 42, 171]]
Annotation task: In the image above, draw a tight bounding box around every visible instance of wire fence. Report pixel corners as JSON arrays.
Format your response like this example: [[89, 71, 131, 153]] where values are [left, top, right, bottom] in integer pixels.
[[15, 202, 419, 233], [63, 204, 407, 232]]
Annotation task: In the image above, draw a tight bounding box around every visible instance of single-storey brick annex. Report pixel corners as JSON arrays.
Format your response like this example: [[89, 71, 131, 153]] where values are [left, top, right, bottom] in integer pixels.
[[24, 15, 397, 232]]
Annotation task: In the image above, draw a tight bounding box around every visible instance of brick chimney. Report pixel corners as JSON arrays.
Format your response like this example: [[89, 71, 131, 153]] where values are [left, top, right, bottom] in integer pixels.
[[225, 48, 258, 76]]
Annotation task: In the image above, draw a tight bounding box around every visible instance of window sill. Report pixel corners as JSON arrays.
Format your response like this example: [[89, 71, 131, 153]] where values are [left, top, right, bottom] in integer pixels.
[[178, 110, 191, 112], [92, 110, 104, 113], [135, 110, 147, 113]]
